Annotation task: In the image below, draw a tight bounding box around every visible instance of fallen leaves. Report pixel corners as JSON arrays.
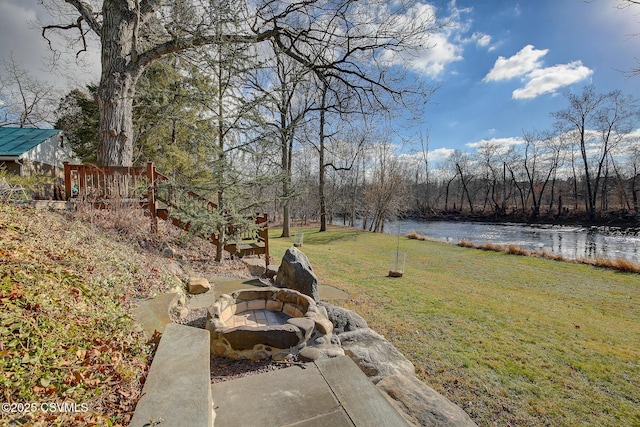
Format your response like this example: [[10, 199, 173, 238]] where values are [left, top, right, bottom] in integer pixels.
[[1, 201, 235, 426], [1, 205, 152, 426]]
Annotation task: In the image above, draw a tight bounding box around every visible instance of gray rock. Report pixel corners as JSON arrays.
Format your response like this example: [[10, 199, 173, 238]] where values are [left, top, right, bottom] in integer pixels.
[[315, 304, 328, 319], [174, 306, 189, 320], [377, 374, 478, 427], [298, 344, 345, 362], [298, 346, 323, 362], [265, 264, 279, 279], [314, 317, 334, 335], [319, 302, 368, 334], [274, 247, 319, 302], [163, 245, 176, 258], [312, 333, 341, 347], [165, 260, 185, 277], [299, 331, 345, 362], [242, 257, 266, 276], [339, 328, 415, 383]]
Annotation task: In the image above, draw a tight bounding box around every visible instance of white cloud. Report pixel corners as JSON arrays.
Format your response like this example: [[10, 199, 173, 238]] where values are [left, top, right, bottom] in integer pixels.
[[483, 45, 548, 82], [483, 44, 593, 100], [514, 4, 522, 17], [462, 31, 497, 52], [380, 1, 477, 78], [403, 32, 464, 76], [473, 32, 492, 48], [466, 137, 523, 154], [430, 147, 455, 162], [395, 147, 456, 167], [512, 61, 593, 99]]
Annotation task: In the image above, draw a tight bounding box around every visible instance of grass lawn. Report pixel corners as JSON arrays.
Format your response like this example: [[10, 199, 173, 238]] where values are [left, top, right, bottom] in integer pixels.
[[269, 225, 640, 427]]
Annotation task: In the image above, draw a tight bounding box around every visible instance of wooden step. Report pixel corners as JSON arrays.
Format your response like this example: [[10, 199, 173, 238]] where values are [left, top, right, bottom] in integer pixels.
[[154, 209, 267, 260]]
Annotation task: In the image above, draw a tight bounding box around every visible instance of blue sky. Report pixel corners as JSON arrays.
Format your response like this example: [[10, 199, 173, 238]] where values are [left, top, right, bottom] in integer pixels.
[[412, 0, 640, 160], [1, 0, 639, 162]]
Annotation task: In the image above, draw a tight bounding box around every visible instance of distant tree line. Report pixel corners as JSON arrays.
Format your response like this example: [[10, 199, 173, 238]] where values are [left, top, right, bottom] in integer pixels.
[[289, 84, 637, 228], [53, 78, 640, 230], [263, 85, 640, 229], [4, 0, 640, 230]]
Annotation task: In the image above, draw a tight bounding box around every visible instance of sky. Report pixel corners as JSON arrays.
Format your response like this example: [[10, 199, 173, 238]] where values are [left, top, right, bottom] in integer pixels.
[[1, 0, 640, 162], [409, 0, 640, 161]]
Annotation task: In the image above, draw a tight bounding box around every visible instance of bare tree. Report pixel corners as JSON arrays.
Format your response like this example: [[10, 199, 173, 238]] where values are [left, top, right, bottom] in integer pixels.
[[454, 154, 475, 214], [553, 85, 640, 220], [625, 135, 640, 212], [521, 130, 563, 219], [41, 0, 439, 166], [254, 45, 314, 237], [362, 140, 408, 232], [307, 78, 362, 232], [0, 54, 58, 127], [473, 140, 514, 215], [614, 0, 640, 75]]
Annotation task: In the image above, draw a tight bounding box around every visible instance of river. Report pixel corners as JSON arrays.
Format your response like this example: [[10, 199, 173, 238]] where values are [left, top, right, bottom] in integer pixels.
[[337, 218, 640, 264]]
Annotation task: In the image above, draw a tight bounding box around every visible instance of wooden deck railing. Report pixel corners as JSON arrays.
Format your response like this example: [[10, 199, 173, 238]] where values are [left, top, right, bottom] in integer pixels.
[[63, 162, 149, 201], [63, 162, 269, 261]]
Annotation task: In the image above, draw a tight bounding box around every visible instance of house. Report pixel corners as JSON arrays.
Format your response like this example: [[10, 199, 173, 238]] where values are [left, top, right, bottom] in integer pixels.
[[0, 127, 77, 177]]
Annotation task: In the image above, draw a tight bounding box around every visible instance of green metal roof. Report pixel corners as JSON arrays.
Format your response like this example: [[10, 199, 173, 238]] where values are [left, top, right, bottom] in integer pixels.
[[0, 127, 61, 157]]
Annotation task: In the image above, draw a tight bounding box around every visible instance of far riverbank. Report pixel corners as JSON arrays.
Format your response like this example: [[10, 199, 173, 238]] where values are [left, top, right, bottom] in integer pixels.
[[333, 216, 640, 264]]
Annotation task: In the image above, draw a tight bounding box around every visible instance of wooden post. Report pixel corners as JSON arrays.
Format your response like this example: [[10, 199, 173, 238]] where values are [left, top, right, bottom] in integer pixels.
[[147, 161, 157, 233], [63, 162, 71, 200], [78, 165, 87, 200], [261, 214, 270, 266]]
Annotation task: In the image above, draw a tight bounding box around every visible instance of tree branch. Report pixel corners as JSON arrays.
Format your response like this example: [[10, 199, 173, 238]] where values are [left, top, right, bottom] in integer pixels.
[[42, 17, 89, 58], [62, 0, 102, 35], [135, 28, 280, 72]]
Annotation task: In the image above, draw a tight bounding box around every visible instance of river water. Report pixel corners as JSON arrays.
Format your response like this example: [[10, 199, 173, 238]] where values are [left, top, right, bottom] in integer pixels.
[[341, 218, 640, 264]]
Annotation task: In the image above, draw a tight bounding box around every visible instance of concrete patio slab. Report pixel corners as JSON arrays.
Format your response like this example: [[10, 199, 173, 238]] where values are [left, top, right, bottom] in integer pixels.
[[210, 356, 409, 427], [211, 363, 349, 427], [316, 356, 410, 427]]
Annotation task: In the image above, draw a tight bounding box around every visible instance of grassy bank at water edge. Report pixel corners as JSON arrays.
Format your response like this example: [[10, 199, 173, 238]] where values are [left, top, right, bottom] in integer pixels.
[[269, 226, 639, 427]]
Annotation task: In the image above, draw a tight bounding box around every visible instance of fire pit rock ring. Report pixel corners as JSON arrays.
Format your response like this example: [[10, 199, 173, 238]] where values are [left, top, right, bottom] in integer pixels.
[[206, 287, 334, 360]]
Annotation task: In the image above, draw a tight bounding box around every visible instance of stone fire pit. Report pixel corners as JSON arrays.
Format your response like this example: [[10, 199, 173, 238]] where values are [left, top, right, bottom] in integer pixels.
[[206, 287, 333, 359]]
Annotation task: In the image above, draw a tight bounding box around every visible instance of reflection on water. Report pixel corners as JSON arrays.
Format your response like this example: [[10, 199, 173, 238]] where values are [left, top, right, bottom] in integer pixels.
[[341, 218, 640, 264]]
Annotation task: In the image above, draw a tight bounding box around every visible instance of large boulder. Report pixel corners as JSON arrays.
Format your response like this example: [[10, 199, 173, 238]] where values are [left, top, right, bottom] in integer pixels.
[[275, 247, 319, 302], [319, 302, 368, 334], [339, 327, 415, 383], [187, 277, 211, 295], [377, 374, 478, 427]]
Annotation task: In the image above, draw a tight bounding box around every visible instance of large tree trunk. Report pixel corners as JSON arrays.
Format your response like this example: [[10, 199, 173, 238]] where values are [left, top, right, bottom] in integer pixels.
[[97, 75, 136, 166], [97, 2, 140, 167]]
